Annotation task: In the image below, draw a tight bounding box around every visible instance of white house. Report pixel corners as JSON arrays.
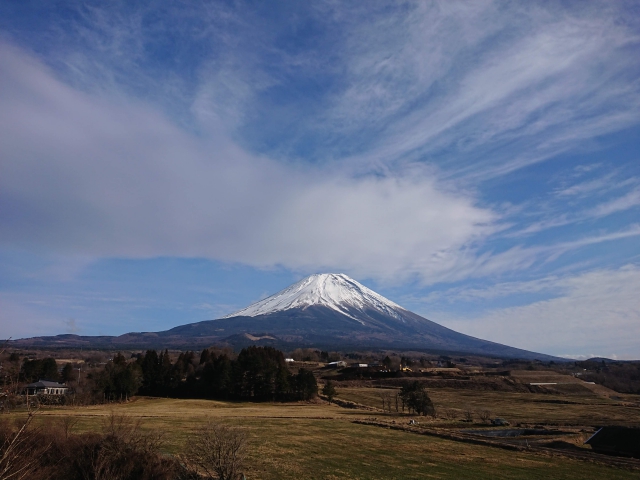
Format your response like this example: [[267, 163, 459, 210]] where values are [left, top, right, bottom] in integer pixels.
[[24, 380, 69, 395]]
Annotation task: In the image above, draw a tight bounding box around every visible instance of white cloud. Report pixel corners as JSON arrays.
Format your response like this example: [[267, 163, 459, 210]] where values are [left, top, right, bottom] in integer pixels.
[[589, 188, 640, 218], [325, 2, 640, 180], [0, 43, 497, 283], [555, 172, 617, 197], [509, 176, 640, 237], [438, 265, 640, 359]]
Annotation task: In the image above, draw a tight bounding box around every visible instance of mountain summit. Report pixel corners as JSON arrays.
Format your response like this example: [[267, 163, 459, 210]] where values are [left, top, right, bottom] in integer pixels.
[[12, 273, 558, 360], [224, 273, 404, 324]]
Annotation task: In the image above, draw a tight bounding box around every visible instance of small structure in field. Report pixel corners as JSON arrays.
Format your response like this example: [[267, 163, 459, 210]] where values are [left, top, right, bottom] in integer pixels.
[[24, 380, 69, 395], [585, 426, 640, 458], [327, 361, 347, 368], [492, 418, 510, 426], [284, 358, 295, 363]]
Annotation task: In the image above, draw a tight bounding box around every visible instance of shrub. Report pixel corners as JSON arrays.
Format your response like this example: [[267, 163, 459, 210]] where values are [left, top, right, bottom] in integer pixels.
[[181, 422, 247, 480], [1, 412, 185, 480]]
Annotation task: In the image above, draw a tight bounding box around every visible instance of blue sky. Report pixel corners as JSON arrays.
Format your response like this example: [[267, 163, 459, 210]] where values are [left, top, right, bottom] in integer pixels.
[[1, 1, 639, 359]]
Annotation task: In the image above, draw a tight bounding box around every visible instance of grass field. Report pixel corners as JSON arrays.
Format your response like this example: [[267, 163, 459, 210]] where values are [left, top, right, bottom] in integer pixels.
[[17, 393, 639, 479], [336, 386, 640, 426]]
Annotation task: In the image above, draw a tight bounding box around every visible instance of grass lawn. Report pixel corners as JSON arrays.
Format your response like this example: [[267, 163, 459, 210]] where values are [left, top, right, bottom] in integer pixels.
[[16, 396, 638, 479]]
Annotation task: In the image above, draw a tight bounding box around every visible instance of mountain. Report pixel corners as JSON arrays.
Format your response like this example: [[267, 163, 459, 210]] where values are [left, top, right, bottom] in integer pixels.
[[11, 273, 558, 360]]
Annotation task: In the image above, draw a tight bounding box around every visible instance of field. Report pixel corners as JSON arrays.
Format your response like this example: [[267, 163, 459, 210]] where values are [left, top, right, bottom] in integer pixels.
[[18, 385, 640, 480], [336, 386, 640, 426]]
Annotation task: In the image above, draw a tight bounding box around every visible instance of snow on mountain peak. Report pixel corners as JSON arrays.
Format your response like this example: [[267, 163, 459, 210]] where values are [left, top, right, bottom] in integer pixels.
[[222, 273, 404, 323]]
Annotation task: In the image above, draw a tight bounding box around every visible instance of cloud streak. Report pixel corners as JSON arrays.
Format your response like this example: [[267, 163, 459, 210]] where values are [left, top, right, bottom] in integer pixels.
[[0, 43, 496, 283], [320, 2, 640, 180]]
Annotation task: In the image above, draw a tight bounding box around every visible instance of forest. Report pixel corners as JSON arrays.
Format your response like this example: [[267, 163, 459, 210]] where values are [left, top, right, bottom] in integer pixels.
[[8, 346, 318, 404]]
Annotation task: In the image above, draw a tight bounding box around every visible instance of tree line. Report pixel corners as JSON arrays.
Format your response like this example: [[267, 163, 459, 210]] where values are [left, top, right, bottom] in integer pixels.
[[95, 346, 318, 402]]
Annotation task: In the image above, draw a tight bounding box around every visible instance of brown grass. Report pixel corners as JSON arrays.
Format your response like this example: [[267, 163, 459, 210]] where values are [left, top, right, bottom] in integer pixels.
[[337, 386, 640, 426], [4, 392, 635, 479]]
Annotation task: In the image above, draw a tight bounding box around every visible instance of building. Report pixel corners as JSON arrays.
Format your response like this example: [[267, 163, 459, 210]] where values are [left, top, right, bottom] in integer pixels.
[[284, 358, 295, 363], [585, 426, 640, 458], [24, 380, 69, 396], [327, 361, 347, 368]]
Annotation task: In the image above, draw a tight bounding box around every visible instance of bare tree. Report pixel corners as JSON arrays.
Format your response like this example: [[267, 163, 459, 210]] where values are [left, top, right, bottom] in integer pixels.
[[464, 408, 474, 423], [58, 416, 78, 440], [478, 410, 492, 424], [0, 411, 48, 480], [383, 392, 394, 413], [83, 411, 166, 480], [379, 392, 394, 413], [183, 422, 247, 480], [443, 408, 457, 420]]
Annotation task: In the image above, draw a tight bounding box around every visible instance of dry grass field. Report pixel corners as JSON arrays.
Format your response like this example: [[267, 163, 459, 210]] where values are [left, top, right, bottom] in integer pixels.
[[15, 389, 640, 480], [337, 386, 640, 426]]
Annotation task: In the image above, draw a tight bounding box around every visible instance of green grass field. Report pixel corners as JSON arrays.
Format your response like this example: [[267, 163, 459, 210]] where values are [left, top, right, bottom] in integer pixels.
[[19, 393, 639, 479]]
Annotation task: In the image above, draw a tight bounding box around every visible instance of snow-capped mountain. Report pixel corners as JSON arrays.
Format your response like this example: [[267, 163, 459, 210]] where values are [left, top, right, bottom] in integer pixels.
[[12, 273, 559, 360], [223, 273, 405, 324]]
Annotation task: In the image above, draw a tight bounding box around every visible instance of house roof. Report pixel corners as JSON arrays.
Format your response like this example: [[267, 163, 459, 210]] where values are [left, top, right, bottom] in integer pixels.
[[25, 380, 68, 388], [585, 426, 640, 455]]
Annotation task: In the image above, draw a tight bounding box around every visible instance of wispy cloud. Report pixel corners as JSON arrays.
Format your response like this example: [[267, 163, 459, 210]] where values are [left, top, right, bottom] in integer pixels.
[[555, 172, 618, 197], [321, 2, 640, 180], [588, 188, 640, 217], [436, 265, 640, 358], [506, 173, 640, 237]]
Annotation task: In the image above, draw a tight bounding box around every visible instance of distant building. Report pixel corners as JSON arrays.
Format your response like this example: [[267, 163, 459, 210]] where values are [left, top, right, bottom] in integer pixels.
[[284, 358, 295, 363], [24, 380, 69, 395], [327, 361, 347, 368], [585, 426, 640, 458], [358, 363, 368, 368]]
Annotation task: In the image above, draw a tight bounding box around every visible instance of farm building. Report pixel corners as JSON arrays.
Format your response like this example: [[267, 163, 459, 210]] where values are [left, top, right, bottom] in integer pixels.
[[24, 380, 69, 396], [327, 361, 347, 368], [585, 426, 640, 458]]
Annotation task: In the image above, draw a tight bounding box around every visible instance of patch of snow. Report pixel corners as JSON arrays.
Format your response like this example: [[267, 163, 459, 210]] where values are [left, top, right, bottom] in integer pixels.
[[223, 273, 406, 324]]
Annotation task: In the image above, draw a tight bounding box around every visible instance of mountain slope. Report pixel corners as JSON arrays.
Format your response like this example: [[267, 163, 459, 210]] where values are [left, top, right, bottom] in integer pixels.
[[10, 273, 559, 360]]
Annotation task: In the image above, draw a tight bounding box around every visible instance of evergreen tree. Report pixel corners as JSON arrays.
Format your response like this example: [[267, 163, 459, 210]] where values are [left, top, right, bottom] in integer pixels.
[[61, 363, 75, 383], [399, 381, 435, 416], [22, 357, 58, 382], [95, 353, 142, 400], [322, 380, 337, 403], [382, 356, 392, 369], [295, 368, 318, 400]]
